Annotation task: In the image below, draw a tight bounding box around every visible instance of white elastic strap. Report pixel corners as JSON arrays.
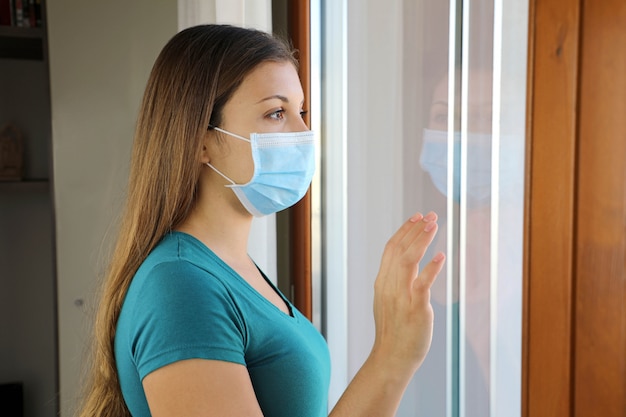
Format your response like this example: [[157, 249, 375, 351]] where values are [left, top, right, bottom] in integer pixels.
[[212, 126, 251, 142], [205, 162, 236, 186]]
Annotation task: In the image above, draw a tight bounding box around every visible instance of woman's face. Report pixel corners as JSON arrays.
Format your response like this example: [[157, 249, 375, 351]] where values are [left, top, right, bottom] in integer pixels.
[[428, 70, 493, 133], [204, 60, 307, 185]]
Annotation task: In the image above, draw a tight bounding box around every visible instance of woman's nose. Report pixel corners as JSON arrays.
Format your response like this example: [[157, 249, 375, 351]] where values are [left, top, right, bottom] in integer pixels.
[[288, 113, 310, 132]]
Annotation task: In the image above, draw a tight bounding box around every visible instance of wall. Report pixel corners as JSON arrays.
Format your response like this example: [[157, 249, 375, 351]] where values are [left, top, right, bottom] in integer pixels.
[[0, 17, 55, 417], [0, 189, 55, 417], [46, 2, 177, 414]]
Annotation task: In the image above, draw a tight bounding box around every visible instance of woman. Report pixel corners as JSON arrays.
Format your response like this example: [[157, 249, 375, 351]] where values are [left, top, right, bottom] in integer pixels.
[[78, 24, 445, 417]]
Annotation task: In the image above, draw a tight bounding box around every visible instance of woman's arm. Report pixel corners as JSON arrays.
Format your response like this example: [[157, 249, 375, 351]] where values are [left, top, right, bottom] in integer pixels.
[[143, 359, 264, 417]]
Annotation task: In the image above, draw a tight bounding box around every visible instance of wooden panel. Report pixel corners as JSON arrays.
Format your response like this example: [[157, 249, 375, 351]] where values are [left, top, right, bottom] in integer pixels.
[[524, 0, 580, 415], [288, 0, 312, 320], [574, 0, 626, 415]]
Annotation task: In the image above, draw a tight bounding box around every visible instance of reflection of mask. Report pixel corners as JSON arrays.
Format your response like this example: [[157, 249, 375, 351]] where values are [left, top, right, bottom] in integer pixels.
[[207, 127, 315, 217], [419, 128, 490, 204], [419, 128, 524, 205]]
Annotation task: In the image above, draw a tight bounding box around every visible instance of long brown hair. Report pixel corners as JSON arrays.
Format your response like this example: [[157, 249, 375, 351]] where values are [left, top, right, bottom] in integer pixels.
[[76, 25, 297, 417]]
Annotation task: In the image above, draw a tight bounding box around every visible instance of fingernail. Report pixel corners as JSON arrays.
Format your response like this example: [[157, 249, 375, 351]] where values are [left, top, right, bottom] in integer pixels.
[[424, 221, 437, 232], [410, 212, 423, 222], [433, 252, 445, 263], [424, 211, 437, 222]]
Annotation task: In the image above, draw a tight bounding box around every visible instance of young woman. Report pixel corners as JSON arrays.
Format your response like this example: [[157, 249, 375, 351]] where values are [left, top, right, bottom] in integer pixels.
[[77, 24, 445, 417]]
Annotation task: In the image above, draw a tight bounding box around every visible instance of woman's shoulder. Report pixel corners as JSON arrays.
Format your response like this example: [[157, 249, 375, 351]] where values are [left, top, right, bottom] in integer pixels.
[[128, 232, 235, 301], [138, 231, 227, 278]]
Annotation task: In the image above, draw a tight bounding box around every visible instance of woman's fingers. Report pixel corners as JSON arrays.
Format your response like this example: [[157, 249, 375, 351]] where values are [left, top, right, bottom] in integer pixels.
[[375, 211, 443, 321], [414, 251, 446, 293], [397, 212, 438, 266], [391, 212, 440, 289], [379, 212, 425, 273]]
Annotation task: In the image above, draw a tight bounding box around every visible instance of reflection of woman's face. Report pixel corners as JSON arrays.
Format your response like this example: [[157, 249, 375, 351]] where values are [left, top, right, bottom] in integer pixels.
[[428, 70, 493, 134]]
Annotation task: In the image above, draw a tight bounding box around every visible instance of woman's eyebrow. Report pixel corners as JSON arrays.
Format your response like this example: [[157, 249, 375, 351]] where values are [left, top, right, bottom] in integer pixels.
[[256, 94, 289, 104], [255, 95, 306, 107]]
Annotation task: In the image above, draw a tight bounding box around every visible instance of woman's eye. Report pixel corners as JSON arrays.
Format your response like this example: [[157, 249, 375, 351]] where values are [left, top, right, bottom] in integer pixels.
[[432, 111, 447, 125], [300, 110, 309, 119], [268, 109, 285, 120]]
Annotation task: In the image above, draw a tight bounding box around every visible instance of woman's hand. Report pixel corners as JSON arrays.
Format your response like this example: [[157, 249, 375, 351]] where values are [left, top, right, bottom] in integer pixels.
[[371, 211, 445, 376]]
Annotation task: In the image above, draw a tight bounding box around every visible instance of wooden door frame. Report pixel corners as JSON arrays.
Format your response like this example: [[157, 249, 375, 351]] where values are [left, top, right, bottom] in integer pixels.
[[524, 0, 581, 414], [574, 0, 626, 414], [288, 0, 313, 320], [524, 0, 626, 415]]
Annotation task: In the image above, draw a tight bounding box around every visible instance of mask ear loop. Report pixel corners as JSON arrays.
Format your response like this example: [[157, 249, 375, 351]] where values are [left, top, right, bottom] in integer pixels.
[[205, 125, 250, 187], [205, 162, 236, 187], [209, 125, 251, 143], [204, 126, 252, 186]]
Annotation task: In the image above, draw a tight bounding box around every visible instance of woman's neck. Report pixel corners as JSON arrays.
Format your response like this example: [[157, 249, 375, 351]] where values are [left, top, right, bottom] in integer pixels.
[[175, 190, 253, 265]]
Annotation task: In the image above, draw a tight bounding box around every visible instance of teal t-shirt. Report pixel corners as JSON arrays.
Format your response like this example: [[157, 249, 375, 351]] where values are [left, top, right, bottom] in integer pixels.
[[115, 232, 331, 416]]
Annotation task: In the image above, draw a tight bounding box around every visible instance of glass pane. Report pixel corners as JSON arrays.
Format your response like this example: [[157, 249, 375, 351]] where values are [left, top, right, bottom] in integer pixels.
[[490, 0, 527, 415], [459, 1, 495, 415], [400, 0, 527, 416], [400, 0, 456, 414]]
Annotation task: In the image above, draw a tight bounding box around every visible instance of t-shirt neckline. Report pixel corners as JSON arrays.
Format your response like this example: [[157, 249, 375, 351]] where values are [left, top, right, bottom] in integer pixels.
[[168, 231, 297, 320]]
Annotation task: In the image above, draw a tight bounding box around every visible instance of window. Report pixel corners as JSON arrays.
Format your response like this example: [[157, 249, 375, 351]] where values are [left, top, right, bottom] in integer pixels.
[[319, 1, 528, 415]]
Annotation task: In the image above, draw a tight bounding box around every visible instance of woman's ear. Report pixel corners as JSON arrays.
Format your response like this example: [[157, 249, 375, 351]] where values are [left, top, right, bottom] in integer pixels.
[[200, 130, 216, 164]]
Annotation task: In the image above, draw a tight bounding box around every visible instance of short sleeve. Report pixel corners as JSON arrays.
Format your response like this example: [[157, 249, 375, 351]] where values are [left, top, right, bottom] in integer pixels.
[[119, 260, 247, 380]]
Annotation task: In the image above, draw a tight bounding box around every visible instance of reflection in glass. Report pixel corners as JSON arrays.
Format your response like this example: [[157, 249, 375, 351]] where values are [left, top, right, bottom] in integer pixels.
[[399, 0, 527, 416]]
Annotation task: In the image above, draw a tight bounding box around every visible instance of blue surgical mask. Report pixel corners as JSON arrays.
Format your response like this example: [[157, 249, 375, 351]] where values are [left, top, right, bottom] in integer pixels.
[[420, 128, 525, 206], [206, 127, 316, 217], [419, 128, 491, 205]]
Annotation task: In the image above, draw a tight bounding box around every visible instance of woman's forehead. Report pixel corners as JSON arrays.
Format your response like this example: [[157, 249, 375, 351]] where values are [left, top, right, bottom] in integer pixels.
[[234, 61, 304, 104]]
